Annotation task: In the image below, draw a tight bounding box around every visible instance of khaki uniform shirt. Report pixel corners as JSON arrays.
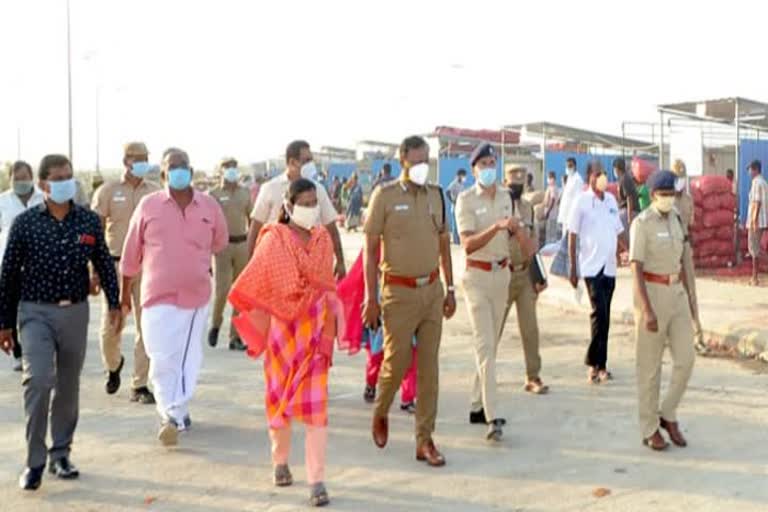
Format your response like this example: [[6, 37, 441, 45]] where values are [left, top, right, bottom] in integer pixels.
[[629, 206, 685, 275], [364, 180, 446, 277], [92, 178, 161, 257], [509, 197, 534, 266], [455, 184, 511, 262], [209, 185, 252, 238], [674, 192, 694, 229]]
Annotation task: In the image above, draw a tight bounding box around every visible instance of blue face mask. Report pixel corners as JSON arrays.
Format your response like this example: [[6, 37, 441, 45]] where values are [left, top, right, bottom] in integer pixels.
[[478, 168, 497, 188], [48, 178, 77, 204], [168, 168, 192, 190], [131, 161, 151, 178], [223, 167, 240, 183]]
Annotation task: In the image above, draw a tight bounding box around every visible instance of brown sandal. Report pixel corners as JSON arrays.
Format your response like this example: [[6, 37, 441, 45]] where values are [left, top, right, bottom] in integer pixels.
[[524, 378, 550, 395]]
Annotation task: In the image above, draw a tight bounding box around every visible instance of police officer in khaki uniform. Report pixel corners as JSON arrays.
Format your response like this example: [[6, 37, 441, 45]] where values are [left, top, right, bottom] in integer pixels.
[[456, 143, 515, 442], [363, 135, 456, 467], [208, 157, 253, 350], [630, 170, 696, 451], [92, 142, 160, 403], [671, 160, 706, 354], [498, 165, 549, 396]]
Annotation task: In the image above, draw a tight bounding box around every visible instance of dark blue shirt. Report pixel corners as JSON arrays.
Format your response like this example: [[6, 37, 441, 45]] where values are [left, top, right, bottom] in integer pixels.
[[0, 202, 120, 330]]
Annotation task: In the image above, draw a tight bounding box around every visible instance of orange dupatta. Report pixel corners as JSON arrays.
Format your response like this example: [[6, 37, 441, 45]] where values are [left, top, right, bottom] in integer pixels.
[[228, 223, 340, 359]]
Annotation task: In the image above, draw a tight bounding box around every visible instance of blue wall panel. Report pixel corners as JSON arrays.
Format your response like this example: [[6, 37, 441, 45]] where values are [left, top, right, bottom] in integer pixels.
[[738, 139, 768, 223], [326, 163, 357, 182], [543, 151, 626, 186]]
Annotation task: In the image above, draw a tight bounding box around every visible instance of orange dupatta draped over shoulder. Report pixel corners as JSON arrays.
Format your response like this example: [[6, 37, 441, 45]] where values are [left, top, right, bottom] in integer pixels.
[[228, 224, 340, 359]]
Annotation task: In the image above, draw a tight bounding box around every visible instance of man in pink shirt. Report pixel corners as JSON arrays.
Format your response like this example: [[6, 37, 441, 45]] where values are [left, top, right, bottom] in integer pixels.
[[120, 149, 228, 447]]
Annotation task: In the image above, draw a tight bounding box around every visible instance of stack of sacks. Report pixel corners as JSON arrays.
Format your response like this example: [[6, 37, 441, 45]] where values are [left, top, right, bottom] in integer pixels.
[[690, 175, 736, 268]]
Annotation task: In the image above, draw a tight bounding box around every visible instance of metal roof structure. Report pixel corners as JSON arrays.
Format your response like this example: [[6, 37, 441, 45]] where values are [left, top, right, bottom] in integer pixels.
[[658, 97, 768, 131], [505, 121, 653, 150]]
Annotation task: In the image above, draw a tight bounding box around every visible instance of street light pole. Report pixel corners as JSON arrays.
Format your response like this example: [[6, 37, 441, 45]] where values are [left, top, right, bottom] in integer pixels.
[[66, 0, 73, 162]]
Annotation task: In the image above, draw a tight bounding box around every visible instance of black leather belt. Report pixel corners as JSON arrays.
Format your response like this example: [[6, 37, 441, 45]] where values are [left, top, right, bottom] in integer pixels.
[[229, 235, 247, 244], [112, 256, 121, 262]]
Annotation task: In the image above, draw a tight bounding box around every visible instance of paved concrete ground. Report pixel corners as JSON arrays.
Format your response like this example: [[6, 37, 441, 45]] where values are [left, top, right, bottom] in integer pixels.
[[0, 233, 766, 511]]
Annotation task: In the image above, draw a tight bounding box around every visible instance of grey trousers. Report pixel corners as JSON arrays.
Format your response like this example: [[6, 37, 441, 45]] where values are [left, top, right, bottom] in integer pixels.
[[19, 301, 89, 469]]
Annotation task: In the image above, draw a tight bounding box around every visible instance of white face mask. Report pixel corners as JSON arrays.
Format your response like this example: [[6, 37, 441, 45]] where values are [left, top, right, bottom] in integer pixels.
[[654, 195, 675, 213], [287, 202, 319, 230], [674, 177, 686, 192], [300, 162, 318, 180], [408, 163, 429, 186], [595, 174, 608, 192]]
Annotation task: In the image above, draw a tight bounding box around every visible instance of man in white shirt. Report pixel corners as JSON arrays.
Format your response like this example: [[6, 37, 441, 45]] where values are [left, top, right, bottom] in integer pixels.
[[568, 161, 624, 384], [0, 161, 45, 371], [557, 158, 583, 228], [246, 140, 346, 278], [747, 160, 768, 285]]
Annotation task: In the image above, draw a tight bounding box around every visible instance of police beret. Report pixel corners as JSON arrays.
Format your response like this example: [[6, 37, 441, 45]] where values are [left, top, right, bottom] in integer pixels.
[[646, 170, 677, 193], [470, 143, 496, 168], [123, 142, 148, 158], [218, 157, 238, 169]]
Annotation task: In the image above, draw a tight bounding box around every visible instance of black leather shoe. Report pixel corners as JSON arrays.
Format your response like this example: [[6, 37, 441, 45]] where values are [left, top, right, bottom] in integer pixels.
[[208, 327, 219, 348], [228, 337, 246, 351], [130, 386, 156, 404], [469, 409, 507, 426], [105, 356, 124, 395], [363, 385, 376, 404], [469, 409, 486, 424], [19, 466, 44, 491], [48, 457, 79, 479]]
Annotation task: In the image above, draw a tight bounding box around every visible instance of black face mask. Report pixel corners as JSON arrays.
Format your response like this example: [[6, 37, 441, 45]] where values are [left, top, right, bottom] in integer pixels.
[[509, 184, 524, 200]]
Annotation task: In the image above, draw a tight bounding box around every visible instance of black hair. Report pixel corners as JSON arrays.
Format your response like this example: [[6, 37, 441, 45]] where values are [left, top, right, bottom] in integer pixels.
[[726, 168, 734, 177], [613, 158, 626, 174], [566, 157, 577, 167], [38, 154, 72, 181], [399, 135, 428, 162], [749, 160, 762, 174], [286, 140, 310, 164], [279, 178, 316, 224], [457, 168, 467, 177], [382, 163, 392, 174], [586, 160, 604, 179], [547, 171, 556, 179], [10, 160, 33, 179]]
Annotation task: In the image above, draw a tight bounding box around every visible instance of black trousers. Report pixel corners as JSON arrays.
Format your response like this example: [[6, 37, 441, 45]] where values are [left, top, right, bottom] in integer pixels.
[[584, 268, 615, 370], [12, 326, 21, 359]]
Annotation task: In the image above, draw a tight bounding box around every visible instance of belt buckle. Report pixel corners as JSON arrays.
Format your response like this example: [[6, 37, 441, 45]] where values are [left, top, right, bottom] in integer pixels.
[[415, 276, 430, 287], [670, 274, 680, 284], [491, 261, 502, 272], [58, 300, 72, 307]]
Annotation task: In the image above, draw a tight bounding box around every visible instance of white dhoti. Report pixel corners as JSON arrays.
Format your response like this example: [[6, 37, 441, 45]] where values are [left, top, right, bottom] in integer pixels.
[[142, 302, 210, 424]]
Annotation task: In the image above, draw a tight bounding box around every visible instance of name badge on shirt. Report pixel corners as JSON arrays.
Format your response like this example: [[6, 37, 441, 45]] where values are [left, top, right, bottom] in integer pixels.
[[657, 232, 670, 238], [113, 195, 127, 202], [394, 204, 409, 212], [475, 207, 488, 215], [220, 196, 230, 202]]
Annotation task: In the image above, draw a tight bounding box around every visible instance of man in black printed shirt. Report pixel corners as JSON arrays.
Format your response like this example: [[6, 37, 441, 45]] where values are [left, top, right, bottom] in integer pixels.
[[0, 154, 122, 491]]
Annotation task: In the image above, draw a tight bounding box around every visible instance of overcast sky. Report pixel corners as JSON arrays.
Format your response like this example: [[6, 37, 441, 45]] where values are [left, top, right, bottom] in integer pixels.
[[0, 0, 764, 171]]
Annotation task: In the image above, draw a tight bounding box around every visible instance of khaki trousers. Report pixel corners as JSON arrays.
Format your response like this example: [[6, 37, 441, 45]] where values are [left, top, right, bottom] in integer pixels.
[[634, 282, 695, 439], [499, 269, 542, 380], [212, 241, 250, 338], [681, 243, 704, 346], [462, 266, 510, 422], [100, 264, 149, 389], [375, 280, 443, 446]]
